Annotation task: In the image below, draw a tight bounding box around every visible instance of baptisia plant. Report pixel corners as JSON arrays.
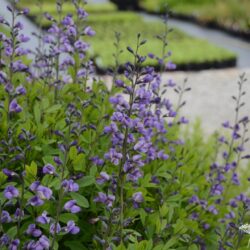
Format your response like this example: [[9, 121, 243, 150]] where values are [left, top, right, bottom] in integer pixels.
[[1, 0, 250, 249], [0, 0, 98, 249], [92, 31, 189, 248]]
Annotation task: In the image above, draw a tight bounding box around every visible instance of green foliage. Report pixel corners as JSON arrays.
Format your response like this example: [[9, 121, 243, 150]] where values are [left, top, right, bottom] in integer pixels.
[[140, 0, 250, 32], [16, 1, 236, 69]]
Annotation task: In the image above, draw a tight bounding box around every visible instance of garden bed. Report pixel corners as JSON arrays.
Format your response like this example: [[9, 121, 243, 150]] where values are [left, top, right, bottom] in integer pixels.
[[16, 1, 237, 72], [140, 0, 250, 41]]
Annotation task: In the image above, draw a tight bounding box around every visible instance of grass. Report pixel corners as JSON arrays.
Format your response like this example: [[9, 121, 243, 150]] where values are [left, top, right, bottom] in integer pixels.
[[15, 1, 236, 70], [140, 0, 250, 33], [87, 13, 235, 69]]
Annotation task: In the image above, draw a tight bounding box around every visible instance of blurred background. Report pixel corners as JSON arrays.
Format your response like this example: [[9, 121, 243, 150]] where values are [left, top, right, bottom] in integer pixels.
[[1, 0, 250, 140]]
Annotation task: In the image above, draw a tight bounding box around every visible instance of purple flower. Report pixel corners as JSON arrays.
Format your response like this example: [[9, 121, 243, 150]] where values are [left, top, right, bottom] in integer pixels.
[[36, 211, 50, 224], [104, 148, 123, 166], [84, 26, 95, 36], [15, 85, 26, 95], [104, 123, 118, 134], [90, 156, 104, 166], [50, 223, 61, 234], [77, 8, 88, 19], [9, 239, 20, 250], [189, 195, 199, 204], [115, 79, 125, 87], [207, 205, 218, 215], [9, 99, 22, 113], [2, 168, 17, 177], [61, 179, 79, 192], [64, 200, 81, 213], [28, 196, 44, 206], [36, 235, 50, 250], [74, 40, 89, 51], [1, 210, 12, 223], [203, 223, 210, 230], [11, 60, 28, 72], [54, 156, 63, 165], [19, 34, 30, 43], [0, 234, 10, 246], [63, 220, 80, 234], [30, 181, 40, 192], [94, 192, 115, 208], [210, 184, 224, 196], [127, 168, 143, 182], [229, 198, 238, 208], [178, 116, 189, 124], [166, 61, 176, 70], [232, 172, 240, 185], [4, 186, 19, 199], [26, 224, 42, 237], [61, 15, 74, 26], [225, 211, 235, 219], [42, 164, 56, 175], [96, 172, 110, 185], [132, 192, 144, 203], [37, 186, 52, 200], [14, 208, 24, 220]]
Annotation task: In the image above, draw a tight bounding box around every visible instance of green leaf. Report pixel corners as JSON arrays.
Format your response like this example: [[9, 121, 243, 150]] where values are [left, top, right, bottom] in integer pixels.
[[77, 176, 95, 188], [45, 104, 62, 114], [163, 237, 178, 249], [25, 161, 37, 183], [7, 226, 17, 238], [69, 146, 78, 160], [64, 241, 85, 250], [72, 153, 86, 171], [0, 172, 7, 185], [59, 213, 79, 223], [70, 192, 89, 208], [33, 102, 41, 124]]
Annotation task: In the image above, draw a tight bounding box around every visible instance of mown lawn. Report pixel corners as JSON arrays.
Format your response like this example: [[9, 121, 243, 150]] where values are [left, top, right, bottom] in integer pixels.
[[16, 1, 236, 70], [140, 0, 250, 33]]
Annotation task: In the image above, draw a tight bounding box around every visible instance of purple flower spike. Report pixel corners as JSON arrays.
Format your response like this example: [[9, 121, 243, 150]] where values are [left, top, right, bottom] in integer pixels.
[[9, 99, 22, 113], [4, 186, 19, 199], [63, 220, 80, 234], [84, 26, 95, 36], [26, 224, 42, 237], [50, 223, 61, 234], [64, 200, 81, 213], [36, 211, 50, 224], [42, 164, 56, 175], [1, 210, 12, 223]]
